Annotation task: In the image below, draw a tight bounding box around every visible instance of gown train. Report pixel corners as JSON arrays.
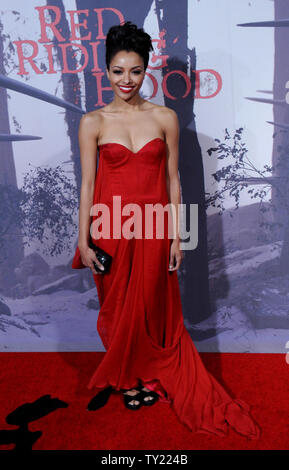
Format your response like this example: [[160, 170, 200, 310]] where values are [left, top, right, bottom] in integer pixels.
[[72, 137, 261, 440]]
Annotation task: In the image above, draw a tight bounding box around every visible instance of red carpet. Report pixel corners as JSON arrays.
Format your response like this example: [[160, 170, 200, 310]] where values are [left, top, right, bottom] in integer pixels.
[[0, 352, 287, 450]]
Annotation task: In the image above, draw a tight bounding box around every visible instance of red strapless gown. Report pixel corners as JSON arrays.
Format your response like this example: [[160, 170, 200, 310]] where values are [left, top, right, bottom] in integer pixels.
[[72, 137, 261, 440]]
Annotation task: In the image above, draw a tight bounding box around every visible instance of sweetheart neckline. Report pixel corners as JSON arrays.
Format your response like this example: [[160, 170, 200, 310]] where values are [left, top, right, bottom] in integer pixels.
[[98, 137, 165, 154]]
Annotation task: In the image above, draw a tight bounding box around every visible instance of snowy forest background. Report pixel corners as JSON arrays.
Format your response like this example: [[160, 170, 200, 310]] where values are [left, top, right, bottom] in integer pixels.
[[1, 0, 288, 353]]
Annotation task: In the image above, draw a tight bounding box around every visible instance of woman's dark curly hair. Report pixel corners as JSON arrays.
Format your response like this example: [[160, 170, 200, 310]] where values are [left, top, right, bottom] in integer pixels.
[[105, 21, 154, 71]]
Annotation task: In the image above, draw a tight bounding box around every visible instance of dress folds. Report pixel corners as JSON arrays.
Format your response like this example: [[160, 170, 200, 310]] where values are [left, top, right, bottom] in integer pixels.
[[72, 137, 260, 440]]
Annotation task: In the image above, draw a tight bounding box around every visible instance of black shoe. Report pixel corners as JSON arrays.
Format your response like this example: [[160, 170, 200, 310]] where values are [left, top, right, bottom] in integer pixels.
[[137, 385, 159, 406], [86, 386, 113, 411], [122, 388, 142, 410]]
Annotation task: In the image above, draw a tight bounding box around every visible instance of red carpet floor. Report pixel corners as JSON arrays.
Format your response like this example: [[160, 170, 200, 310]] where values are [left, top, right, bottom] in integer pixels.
[[0, 352, 288, 450]]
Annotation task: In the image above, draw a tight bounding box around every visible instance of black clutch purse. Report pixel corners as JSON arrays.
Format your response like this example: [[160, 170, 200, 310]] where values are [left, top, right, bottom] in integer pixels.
[[88, 237, 112, 273]]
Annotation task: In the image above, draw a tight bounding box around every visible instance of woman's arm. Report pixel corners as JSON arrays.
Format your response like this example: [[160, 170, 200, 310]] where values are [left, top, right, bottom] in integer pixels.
[[163, 107, 183, 271], [77, 113, 104, 273]]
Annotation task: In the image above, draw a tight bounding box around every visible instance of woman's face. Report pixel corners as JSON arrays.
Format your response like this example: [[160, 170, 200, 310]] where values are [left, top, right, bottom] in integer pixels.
[[106, 50, 145, 100]]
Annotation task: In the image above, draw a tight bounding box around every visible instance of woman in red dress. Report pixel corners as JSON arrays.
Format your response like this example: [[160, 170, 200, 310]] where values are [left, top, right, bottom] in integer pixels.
[[72, 21, 260, 440]]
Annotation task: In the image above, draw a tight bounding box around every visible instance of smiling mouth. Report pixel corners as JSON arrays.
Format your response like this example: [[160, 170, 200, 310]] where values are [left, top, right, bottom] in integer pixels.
[[118, 85, 135, 92]]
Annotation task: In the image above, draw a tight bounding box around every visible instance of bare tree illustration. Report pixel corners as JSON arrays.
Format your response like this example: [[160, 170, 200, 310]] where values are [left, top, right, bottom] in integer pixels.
[[21, 163, 78, 256], [207, 127, 289, 274], [0, 15, 24, 291], [237, 1, 289, 274], [46, 0, 83, 194]]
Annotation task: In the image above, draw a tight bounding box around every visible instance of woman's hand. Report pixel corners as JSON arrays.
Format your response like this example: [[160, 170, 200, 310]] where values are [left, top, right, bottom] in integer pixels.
[[168, 239, 183, 271], [79, 245, 105, 275]]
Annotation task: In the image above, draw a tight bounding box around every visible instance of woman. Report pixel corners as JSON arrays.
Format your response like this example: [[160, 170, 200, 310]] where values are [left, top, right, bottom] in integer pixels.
[[72, 21, 261, 439]]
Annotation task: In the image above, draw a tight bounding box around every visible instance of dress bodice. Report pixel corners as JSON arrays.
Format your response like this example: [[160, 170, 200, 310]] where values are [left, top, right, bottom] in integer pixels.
[[94, 137, 169, 207]]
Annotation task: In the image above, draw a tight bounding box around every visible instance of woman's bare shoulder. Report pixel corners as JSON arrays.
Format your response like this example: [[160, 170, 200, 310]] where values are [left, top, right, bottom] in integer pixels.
[[149, 104, 178, 137], [80, 107, 107, 122], [155, 103, 177, 118], [79, 108, 107, 138], [149, 103, 177, 122]]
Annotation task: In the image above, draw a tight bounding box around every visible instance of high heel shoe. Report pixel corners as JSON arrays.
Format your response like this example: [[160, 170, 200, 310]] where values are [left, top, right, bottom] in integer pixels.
[[122, 388, 142, 410], [137, 385, 159, 406], [86, 386, 112, 411]]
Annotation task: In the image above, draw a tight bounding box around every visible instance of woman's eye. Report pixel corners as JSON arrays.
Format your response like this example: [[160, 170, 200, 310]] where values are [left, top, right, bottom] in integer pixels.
[[112, 70, 142, 75]]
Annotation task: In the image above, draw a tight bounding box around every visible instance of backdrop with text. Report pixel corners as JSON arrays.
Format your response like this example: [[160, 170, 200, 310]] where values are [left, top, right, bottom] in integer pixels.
[[0, 0, 287, 354]]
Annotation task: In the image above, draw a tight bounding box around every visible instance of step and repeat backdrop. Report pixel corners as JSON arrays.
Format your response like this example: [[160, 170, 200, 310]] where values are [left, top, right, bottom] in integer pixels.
[[0, 0, 288, 354]]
